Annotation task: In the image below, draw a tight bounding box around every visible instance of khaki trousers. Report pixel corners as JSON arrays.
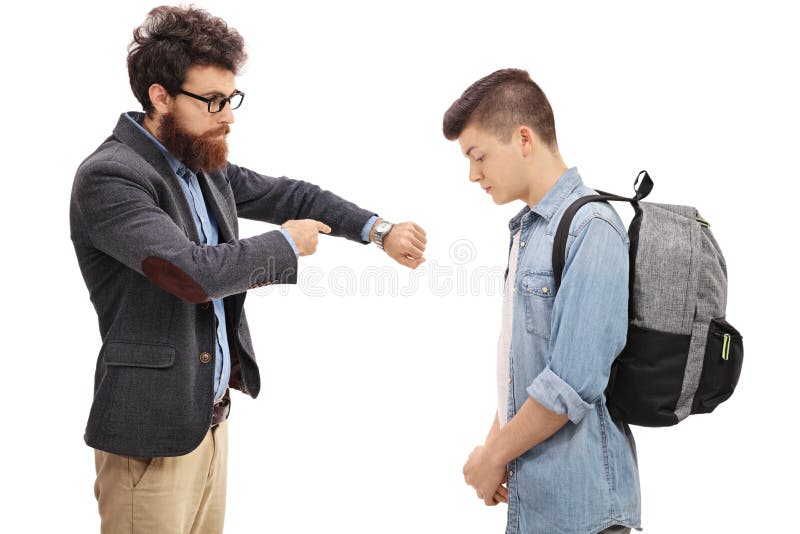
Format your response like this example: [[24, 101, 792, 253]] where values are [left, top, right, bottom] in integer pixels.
[[94, 420, 228, 534]]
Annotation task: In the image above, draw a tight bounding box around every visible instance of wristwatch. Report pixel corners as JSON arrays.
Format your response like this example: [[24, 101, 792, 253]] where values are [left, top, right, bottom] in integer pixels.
[[372, 219, 395, 251]]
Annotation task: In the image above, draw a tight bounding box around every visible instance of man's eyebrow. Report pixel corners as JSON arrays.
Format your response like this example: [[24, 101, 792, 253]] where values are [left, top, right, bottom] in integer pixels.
[[465, 146, 477, 157], [200, 89, 238, 98]]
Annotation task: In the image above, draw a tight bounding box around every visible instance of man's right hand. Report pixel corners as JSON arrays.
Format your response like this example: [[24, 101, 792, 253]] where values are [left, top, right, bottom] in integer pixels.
[[485, 414, 507, 505], [491, 472, 509, 505], [281, 219, 332, 256]]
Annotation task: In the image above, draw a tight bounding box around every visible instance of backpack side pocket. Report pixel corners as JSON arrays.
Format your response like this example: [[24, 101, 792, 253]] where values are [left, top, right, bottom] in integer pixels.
[[691, 318, 744, 414]]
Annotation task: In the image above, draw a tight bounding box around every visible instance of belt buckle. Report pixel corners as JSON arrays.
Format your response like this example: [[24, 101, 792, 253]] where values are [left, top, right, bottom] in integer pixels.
[[211, 390, 230, 427], [214, 388, 230, 407]]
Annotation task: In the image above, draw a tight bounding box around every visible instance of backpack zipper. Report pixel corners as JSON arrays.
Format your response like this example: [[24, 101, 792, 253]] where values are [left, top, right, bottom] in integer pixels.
[[696, 211, 711, 228], [721, 333, 731, 360]]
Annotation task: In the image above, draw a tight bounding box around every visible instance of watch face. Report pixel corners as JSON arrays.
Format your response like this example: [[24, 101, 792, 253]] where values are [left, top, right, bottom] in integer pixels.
[[377, 222, 392, 234]]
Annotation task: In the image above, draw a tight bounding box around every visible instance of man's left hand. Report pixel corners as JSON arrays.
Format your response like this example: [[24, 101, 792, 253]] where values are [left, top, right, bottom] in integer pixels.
[[382, 222, 427, 269], [463, 445, 507, 506]]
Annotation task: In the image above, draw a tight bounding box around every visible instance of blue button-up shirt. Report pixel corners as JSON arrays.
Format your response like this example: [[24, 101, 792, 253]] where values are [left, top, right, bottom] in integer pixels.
[[503, 168, 641, 534], [125, 113, 241, 402], [124, 113, 377, 403]]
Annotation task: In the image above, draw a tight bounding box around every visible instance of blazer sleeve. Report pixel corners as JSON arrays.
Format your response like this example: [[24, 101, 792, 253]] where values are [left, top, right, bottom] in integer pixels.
[[74, 158, 298, 304], [226, 162, 377, 244]]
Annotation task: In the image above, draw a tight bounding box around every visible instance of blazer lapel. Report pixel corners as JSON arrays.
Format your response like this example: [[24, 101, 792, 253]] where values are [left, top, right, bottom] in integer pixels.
[[197, 172, 235, 243], [112, 113, 201, 243]]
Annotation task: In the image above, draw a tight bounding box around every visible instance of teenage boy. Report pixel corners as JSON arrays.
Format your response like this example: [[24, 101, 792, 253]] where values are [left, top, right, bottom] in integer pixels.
[[444, 68, 640, 534]]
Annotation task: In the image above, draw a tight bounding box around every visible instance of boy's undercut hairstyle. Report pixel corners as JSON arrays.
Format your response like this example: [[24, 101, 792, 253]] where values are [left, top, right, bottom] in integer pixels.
[[127, 5, 247, 114], [442, 68, 558, 148]]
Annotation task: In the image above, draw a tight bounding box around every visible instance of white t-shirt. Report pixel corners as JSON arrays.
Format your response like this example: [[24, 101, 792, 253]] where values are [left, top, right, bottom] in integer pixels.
[[497, 230, 521, 427]]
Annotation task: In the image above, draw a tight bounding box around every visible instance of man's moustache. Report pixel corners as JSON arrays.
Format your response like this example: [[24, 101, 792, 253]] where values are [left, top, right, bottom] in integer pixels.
[[201, 125, 231, 139]]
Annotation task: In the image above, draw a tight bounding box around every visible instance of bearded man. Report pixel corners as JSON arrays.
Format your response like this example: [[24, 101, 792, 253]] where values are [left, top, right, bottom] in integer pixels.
[[69, 6, 426, 533]]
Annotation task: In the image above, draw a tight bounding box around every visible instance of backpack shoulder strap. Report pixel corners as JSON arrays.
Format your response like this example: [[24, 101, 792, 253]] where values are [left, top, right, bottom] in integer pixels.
[[552, 170, 653, 292]]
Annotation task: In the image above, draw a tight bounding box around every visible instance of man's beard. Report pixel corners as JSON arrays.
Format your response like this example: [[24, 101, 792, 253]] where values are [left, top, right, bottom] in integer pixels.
[[158, 111, 231, 173]]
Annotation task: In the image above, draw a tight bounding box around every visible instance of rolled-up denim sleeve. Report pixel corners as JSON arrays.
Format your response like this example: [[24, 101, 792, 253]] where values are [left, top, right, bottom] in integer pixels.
[[526, 217, 629, 425]]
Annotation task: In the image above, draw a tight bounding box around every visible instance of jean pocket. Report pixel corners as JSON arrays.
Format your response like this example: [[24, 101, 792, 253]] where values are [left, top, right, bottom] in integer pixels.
[[128, 456, 158, 489], [518, 270, 555, 339], [691, 318, 743, 414]]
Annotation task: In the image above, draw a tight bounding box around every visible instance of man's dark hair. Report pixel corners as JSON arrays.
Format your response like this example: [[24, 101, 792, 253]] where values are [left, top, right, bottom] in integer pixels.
[[442, 68, 557, 148], [127, 5, 247, 114]]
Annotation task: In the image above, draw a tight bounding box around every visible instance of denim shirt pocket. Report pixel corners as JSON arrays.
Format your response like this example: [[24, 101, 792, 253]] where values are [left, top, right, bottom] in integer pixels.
[[517, 270, 555, 339]]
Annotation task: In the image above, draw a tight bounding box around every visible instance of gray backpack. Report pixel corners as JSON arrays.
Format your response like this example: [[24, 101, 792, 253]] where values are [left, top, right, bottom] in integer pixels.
[[553, 171, 743, 427]]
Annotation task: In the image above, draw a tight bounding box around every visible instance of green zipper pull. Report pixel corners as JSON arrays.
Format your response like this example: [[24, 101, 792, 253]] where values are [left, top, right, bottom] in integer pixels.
[[722, 333, 731, 361], [696, 211, 711, 228]]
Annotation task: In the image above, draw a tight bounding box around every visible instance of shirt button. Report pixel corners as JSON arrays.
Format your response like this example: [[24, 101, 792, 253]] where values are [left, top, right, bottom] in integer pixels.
[[508, 470, 514, 478], [542, 287, 549, 295], [508, 376, 512, 384], [520, 241, 526, 247], [199, 352, 212, 364]]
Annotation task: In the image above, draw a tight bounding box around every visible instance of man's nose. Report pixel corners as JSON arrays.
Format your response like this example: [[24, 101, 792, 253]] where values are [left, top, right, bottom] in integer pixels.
[[219, 103, 235, 125], [468, 162, 481, 182]]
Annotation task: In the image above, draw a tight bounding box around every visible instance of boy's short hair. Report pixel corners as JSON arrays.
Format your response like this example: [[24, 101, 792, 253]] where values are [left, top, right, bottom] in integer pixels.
[[443, 68, 557, 148]]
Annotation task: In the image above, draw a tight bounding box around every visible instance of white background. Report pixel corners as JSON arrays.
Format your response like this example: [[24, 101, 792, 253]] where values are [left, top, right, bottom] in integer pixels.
[[2, 1, 798, 532]]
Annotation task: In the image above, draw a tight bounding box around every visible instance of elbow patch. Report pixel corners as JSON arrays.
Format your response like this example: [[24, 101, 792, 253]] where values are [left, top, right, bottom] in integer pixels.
[[141, 256, 209, 304]]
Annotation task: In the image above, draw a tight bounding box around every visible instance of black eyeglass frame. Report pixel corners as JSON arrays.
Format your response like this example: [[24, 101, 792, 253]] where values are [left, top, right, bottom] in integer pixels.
[[177, 88, 245, 113]]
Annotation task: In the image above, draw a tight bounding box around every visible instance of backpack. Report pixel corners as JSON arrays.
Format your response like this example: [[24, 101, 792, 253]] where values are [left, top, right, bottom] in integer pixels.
[[552, 171, 743, 427]]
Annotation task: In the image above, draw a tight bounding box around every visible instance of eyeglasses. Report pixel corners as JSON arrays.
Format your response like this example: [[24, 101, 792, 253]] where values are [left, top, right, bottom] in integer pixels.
[[177, 88, 245, 113]]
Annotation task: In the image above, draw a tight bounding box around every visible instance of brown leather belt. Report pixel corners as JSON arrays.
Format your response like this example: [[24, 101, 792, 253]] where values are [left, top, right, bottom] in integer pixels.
[[211, 389, 231, 427]]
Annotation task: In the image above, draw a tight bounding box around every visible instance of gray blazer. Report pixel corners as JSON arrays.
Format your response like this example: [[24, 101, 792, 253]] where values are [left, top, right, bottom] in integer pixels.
[[70, 113, 376, 457]]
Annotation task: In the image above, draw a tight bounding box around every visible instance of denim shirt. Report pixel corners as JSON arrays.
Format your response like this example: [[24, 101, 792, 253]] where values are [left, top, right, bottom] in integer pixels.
[[504, 168, 641, 534]]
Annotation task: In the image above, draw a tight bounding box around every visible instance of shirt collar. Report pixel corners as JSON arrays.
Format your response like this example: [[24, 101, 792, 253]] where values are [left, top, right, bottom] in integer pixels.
[[508, 205, 531, 234], [124, 112, 184, 175], [508, 167, 583, 232]]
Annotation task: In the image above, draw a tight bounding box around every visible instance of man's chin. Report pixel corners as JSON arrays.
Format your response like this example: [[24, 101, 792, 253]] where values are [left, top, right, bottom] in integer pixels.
[[192, 139, 228, 172], [159, 111, 230, 172], [491, 194, 511, 206]]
